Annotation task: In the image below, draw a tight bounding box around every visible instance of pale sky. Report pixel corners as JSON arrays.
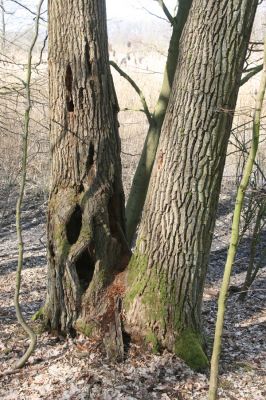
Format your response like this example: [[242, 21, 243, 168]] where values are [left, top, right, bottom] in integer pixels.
[[2, 0, 266, 35], [3, 0, 178, 32], [106, 0, 177, 20]]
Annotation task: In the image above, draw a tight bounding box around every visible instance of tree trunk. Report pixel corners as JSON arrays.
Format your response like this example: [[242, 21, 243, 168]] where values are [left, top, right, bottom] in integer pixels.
[[209, 37, 266, 398], [45, 0, 130, 347], [125, 0, 193, 245], [125, 0, 258, 371], [239, 199, 266, 300]]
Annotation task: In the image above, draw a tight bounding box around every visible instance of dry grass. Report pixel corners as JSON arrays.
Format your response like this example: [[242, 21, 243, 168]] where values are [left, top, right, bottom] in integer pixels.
[[0, 17, 265, 210]]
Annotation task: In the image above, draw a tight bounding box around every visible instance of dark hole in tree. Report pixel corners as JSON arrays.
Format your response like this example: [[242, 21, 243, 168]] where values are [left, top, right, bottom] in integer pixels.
[[65, 64, 74, 112], [122, 331, 132, 355], [85, 40, 91, 75], [69, 327, 76, 338], [66, 205, 82, 245], [75, 249, 95, 293], [79, 87, 84, 109], [78, 182, 84, 193], [86, 142, 94, 169], [89, 142, 94, 164], [66, 98, 74, 112], [49, 241, 55, 259], [65, 64, 73, 91]]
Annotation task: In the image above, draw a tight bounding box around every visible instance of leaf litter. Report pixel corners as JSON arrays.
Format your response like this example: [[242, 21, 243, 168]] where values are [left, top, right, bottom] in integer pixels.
[[0, 190, 265, 399]]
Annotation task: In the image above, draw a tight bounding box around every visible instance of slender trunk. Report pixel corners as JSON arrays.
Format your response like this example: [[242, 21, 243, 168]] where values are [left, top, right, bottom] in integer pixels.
[[209, 35, 266, 400], [45, 0, 130, 355], [125, 0, 193, 244], [239, 199, 265, 300], [14, 0, 44, 369], [125, 0, 258, 371], [1, 0, 5, 51]]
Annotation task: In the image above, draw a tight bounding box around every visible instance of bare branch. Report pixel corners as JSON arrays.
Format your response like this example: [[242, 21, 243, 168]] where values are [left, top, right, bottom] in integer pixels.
[[9, 0, 46, 22], [240, 64, 263, 86], [142, 6, 168, 23], [110, 60, 152, 125], [155, 0, 175, 25], [35, 33, 48, 68]]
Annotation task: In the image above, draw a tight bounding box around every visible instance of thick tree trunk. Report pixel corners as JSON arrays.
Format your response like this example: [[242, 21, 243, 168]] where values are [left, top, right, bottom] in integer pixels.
[[125, 0, 258, 370], [45, 0, 129, 347]]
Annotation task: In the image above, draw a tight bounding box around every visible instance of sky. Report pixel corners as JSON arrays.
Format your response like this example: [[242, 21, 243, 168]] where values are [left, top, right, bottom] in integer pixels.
[[106, 0, 177, 20], [2, 0, 178, 32], [2, 0, 266, 36]]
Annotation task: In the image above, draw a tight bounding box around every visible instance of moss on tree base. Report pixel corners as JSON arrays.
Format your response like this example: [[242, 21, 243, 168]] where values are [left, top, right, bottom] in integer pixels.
[[31, 306, 44, 321], [145, 330, 160, 354], [144, 328, 208, 371], [75, 319, 97, 337], [125, 249, 209, 371], [174, 329, 209, 371]]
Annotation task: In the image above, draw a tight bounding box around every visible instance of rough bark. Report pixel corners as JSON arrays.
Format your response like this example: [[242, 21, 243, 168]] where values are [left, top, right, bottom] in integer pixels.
[[209, 34, 266, 399], [125, 0, 258, 371], [125, 0, 193, 245], [45, 0, 130, 349]]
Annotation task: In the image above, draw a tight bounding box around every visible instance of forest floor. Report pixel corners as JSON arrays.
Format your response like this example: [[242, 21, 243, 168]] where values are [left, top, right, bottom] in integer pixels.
[[0, 184, 265, 400]]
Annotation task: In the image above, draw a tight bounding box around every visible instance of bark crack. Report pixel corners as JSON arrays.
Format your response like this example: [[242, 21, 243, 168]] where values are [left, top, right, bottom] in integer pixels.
[[65, 64, 74, 112]]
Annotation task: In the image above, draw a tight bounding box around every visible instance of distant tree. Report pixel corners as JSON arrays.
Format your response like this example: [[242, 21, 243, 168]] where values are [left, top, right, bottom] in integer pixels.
[[125, 0, 259, 371], [45, 0, 130, 354], [0, 0, 6, 51], [125, 0, 193, 244]]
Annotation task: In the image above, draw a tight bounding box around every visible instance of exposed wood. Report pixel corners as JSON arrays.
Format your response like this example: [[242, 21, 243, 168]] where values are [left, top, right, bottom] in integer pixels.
[[103, 297, 124, 362]]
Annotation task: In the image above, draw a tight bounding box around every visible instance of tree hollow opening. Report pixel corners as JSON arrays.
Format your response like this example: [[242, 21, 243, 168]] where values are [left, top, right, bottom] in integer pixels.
[[85, 40, 92, 75], [86, 142, 94, 169], [66, 205, 82, 245], [65, 64, 74, 112], [75, 249, 95, 293]]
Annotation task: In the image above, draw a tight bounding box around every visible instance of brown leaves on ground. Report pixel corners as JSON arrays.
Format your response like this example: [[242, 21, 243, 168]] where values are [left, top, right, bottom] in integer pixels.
[[0, 193, 265, 399]]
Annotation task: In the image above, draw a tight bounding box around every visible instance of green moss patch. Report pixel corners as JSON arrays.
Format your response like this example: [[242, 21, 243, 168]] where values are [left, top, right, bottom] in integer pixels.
[[174, 329, 209, 371], [75, 319, 96, 337], [124, 250, 169, 330], [31, 306, 44, 321], [145, 330, 160, 354]]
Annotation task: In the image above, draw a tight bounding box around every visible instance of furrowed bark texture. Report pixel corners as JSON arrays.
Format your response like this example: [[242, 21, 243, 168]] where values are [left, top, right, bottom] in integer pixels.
[[125, 0, 258, 370], [209, 35, 266, 400], [45, 0, 129, 339], [125, 0, 193, 244]]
